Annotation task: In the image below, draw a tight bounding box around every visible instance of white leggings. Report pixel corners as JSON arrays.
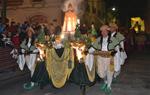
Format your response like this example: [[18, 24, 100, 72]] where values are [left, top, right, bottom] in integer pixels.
[[97, 56, 114, 88]]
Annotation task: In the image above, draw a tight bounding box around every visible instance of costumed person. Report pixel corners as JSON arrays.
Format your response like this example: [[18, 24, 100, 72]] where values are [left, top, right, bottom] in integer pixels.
[[46, 35, 74, 88], [29, 24, 50, 89], [88, 25, 119, 94], [36, 24, 46, 44], [84, 33, 97, 84], [109, 23, 127, 80], [62, 3, 77, 39], [17, 27, 39, 89], [83, 35, 97, 86], [23, 25, 49, 90], [74, 23, 81, 40], [80, 23, 88, 36], [69, 40, 94, 93], [30, 43, 50, 90], [74, 23, 88, 42], [88, 23, 97, 37]]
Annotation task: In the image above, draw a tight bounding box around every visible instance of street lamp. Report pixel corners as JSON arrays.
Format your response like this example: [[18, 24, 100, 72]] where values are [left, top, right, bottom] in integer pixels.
[[112, 7, 116, 11], [111, 6, 118, 23]]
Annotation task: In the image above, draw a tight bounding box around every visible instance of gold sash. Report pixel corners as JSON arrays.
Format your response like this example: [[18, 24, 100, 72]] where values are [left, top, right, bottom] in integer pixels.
[[94, 51, 114, 72]]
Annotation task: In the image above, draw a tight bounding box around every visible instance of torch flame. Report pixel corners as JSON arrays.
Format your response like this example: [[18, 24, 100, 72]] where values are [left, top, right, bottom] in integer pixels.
[[36, 43, 45, 60], [71, 41, 85, 62]]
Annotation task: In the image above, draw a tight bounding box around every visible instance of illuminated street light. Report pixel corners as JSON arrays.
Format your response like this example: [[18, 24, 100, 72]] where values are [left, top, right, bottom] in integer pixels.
[[112, 7, 116, 11]]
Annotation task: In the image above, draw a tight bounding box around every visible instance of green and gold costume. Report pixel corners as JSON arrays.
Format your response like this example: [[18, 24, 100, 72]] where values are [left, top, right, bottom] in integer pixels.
[[46, 46, 74, 88]]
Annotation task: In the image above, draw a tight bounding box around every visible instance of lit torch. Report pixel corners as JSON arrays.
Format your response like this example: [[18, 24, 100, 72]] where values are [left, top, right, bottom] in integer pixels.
[[71, 41, 85, 63], [36, 43, 45, 61]]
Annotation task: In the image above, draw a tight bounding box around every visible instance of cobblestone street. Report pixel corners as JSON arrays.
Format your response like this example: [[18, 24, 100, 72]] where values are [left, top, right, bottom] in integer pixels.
[[0, 50, 150, 95]]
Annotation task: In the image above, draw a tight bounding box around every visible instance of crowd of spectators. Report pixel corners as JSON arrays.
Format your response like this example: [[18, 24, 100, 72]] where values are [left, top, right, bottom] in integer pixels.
[[0, 20, 150, 53], [0, 20, 61, 49]]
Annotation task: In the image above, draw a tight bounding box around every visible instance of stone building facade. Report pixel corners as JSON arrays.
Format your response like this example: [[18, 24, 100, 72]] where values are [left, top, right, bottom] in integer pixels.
[[0, 0, 64, 25]]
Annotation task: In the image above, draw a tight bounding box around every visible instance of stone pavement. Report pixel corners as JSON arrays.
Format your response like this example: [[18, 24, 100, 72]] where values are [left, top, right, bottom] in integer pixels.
[[0, 50, 150, 95]]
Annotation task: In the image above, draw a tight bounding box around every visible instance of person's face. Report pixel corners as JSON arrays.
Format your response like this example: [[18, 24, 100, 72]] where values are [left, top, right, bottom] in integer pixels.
[[101, 28, 108, 37], [83, 24, 86, 27], [27, 30, 32, 38]]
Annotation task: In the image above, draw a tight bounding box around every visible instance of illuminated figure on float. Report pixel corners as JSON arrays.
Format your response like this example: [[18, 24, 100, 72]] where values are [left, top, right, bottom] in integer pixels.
[[62, 3, 77, 38]]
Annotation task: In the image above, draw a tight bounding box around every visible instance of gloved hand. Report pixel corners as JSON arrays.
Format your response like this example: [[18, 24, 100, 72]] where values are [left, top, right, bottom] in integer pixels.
[[111, 51, 117, 56]]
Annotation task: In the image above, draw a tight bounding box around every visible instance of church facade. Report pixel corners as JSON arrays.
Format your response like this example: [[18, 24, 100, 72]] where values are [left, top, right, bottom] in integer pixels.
[[0, 0, 64, 25]]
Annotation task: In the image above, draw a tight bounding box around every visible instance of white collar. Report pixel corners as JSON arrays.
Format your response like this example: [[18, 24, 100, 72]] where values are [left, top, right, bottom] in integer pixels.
[[111, 32, 117, 37], [53, 43, 64, 49], [103, 36, 108, 40]]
